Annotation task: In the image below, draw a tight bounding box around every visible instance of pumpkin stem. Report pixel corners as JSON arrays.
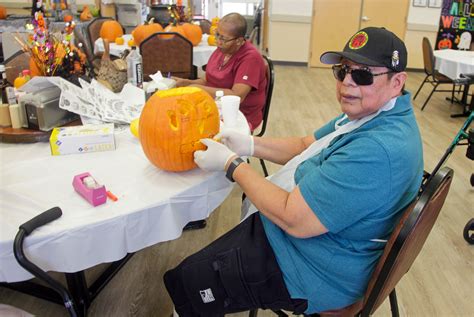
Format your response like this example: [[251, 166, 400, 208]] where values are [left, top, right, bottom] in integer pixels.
[[146, 17, 155, 25]]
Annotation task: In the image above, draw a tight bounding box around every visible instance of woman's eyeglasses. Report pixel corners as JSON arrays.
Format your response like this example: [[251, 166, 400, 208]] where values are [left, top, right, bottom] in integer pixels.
[[214, 32, 239, 43], [332, 64, 393, 86]]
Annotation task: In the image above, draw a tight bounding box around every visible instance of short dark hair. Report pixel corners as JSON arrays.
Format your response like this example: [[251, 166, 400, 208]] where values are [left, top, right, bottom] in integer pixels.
[[221, 13, 247, 38]]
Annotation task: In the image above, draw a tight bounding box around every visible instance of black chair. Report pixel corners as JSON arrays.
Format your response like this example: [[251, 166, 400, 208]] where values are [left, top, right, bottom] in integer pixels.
[[140, 32, 194, 80], [252, 55, 275, 177], [84, 17, 114, 67], [250, 166, 454, 317], [413, 37, 460, 111]]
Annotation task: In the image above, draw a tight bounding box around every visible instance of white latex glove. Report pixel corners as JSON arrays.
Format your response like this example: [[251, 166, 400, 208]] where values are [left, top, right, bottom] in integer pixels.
[[194, 138, 236, 171], [218, 129, 254, 157]]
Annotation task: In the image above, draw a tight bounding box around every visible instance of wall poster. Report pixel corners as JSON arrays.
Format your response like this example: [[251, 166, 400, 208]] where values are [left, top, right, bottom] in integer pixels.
[[435, 0, 473, 50]]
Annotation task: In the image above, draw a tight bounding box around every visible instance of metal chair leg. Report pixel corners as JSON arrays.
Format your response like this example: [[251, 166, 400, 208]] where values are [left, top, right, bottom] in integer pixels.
[[389, 289, 400, 317], [249, 308, 258, 317], [413, 75, 429, 100], [421, 83, 439, 111]]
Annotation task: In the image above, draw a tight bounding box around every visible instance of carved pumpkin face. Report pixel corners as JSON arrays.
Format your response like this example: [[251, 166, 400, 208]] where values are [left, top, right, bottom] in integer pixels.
[[139, 87, 220, 172]]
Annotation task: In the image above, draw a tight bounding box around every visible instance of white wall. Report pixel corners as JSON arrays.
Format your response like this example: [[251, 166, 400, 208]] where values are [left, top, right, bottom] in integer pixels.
[[268, 0, 312, 63], [405, 2, 442, 68]]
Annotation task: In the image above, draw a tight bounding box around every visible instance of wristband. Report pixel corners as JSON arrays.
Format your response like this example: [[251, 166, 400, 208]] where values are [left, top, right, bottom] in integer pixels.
[[225, 157, 245, 182]]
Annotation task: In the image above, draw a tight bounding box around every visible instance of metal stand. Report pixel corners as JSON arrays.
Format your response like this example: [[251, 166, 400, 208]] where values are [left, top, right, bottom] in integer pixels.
[[1, 252, 134, 316]]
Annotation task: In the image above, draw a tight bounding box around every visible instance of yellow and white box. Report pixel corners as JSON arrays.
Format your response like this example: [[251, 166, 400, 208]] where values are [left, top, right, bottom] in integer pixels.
[[50, 124, 116, 156]]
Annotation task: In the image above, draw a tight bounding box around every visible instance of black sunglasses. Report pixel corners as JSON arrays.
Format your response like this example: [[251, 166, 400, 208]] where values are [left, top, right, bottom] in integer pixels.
[[332, 64, 393, 86]]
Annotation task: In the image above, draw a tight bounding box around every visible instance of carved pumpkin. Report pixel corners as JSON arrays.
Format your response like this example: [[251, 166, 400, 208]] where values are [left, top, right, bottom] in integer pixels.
[[162, 23, 186, 39], [80, 6, 93, 21], [132, 18, 164, 46], [181, 22, 203, 46], [100, 20, 123, 42], [0, 6, 7, 19], [139, 87, 220, 172]]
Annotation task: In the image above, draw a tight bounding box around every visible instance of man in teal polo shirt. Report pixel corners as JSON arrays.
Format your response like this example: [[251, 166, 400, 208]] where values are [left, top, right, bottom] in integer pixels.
[[164, 27, 423, 316]]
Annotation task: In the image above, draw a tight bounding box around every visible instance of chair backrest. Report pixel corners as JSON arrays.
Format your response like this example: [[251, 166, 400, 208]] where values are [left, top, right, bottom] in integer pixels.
[[254, 55, 275, 137], [422, 37, 436, 77], [361, 166, 454, 316], [140, 32, 194, 80], [194, 19, 212, 34], [3, 50, 30, 86], [86, 17, 114, 57]]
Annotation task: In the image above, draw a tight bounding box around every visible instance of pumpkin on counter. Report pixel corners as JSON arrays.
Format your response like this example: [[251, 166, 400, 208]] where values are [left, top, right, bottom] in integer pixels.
[[181, 22, 202, 46], [132, 18, 164, 46], [99, 20, 123, 42], [0, 6, 7, 20], [139, 87, 220, 172]]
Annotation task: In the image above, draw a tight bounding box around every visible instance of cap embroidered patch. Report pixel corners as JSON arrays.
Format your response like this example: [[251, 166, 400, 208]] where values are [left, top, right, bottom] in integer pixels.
[[243, 75, 248, 80], [391, 50, 400, 68], [349, 31, 369, 50]]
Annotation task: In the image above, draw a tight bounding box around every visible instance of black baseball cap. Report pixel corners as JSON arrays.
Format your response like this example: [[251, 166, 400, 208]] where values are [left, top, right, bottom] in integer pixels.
[[320, 27, 407, 72]]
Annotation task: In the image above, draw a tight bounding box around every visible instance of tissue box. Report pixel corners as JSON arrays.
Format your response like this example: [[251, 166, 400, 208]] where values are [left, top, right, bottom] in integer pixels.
[[50, 124, 115, 156]]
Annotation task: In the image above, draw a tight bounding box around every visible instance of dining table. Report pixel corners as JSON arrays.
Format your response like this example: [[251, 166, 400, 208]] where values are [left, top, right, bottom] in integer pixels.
[[0, 112, 249, 312], [434, 49, 474, 116], [94, 34, 217, 68]]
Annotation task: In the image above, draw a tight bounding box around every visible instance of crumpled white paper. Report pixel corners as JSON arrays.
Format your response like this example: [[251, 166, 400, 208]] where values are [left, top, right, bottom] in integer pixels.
[[144, 71, 176, 93]]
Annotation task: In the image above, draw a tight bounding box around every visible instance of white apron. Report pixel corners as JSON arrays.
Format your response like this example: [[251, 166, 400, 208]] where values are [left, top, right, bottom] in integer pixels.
[[241, 97, 396, 222]]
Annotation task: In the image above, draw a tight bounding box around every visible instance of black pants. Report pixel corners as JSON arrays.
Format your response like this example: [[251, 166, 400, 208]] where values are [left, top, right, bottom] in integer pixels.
[[164, 213, 308, 316]]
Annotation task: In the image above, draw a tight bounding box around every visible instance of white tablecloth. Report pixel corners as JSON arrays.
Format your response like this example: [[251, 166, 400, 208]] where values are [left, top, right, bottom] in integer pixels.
[[94, 34, 216, 67], [434, 49, 474, 79], [0, 114, 249, 283]]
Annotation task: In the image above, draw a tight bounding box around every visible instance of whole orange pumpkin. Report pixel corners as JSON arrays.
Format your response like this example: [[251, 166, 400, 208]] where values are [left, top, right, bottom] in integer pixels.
[[132, 19, 164, 46], [139, 87, 220, 172], [99, 20, 123, 42], [161, 23, 187, 39], [0, 6, 7, 19], [181, 22, 203, 46]]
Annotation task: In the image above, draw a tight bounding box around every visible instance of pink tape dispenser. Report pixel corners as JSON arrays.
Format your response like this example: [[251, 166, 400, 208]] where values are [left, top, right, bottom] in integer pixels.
[[72, 172, 107, 206]]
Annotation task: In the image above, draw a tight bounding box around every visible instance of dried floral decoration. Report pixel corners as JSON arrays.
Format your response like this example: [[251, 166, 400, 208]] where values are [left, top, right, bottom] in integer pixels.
[[15, 11, 89, 78]]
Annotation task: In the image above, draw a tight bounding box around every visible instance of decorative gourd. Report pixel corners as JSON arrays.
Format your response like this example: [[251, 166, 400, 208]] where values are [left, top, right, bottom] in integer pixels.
[[139, 87, 220, 172], [99, 20, 123, 42], [162, 23, 186, 39], [209, 25, 217, 36], [115, 37, 125, 45], [14, 74, 29, 88], [132, 18, 164, 46], [181, 22, 202, 46], [211, 17, 219, 26], [207, 35, 216, 46], [128, 38, 135, 47], [0, 6, 7, 19], [80, 5, 93, 21]]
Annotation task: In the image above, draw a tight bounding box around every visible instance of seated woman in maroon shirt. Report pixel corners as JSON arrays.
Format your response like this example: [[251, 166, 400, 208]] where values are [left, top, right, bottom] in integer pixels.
[[174, 12, 267, 131]]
